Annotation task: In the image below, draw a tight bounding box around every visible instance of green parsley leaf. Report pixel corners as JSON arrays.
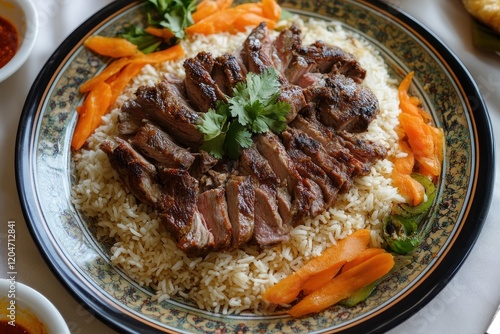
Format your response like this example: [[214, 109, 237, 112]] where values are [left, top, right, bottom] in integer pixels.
[[120, 25, 164, 54], [197, 107, 229, 141], [197, 68, 290, 159], [224, 122, 253, 160]]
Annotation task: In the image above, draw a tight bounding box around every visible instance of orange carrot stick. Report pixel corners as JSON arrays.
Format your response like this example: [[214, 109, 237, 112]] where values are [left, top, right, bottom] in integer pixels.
[[262, 229, 370, 305], [301, 260, 346, 295], [144, 26, 174, 40], [84, 36, 141, 58], [288, 252, 394, 317], [108, 62, 145, 105], [80, 57, 135, 93], [71, 82, 112, 150], [131, 43, 185, 64], [192, 0, 233, 23], [262, 0, 281, 21], [340, 247, 386, 273]]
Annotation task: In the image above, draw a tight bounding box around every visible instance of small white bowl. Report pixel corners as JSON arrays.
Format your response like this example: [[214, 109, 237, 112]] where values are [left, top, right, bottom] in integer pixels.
[[0, 279, 70, 333], [0, 0, 38, 82]]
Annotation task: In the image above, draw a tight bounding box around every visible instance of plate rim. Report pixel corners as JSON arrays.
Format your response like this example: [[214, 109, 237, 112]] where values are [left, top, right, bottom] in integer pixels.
[[15, 0, 495, 333]]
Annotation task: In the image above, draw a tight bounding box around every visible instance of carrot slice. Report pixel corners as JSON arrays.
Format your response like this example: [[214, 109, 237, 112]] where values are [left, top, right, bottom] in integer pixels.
[[393, 141, 414, 175], [132, 44, 185, 64], [262, 229, 370, 305], [262, 0, 281, 21], [192, 0, 233, 23], [232, 12, 276, 32], [108, 62, 145, 105], [144, 26, 174, 40], [301, 260, 346, 295], [71, 82, 112, 150], [80, 44, 184, 93], [80, 57, 135, 93], [84, 36, 141, 58], [393, 173, 425, 206], [187, 2, 277, 35], [288, 252, 394, 317], [341, 247, 386, 273]]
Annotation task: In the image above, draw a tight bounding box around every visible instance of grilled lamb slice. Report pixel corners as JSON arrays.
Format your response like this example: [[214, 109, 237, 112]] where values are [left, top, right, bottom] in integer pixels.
[[241, 22, 275, 75], [132, 123, 195, 169], [272, 23, 302, 73], [184, 56, 227, 113], [290, 112, 367, 175], [337, 130, 388, 164], [101, 138, 161, 208], [195, 51, 215, 72], [295, 72, 323, 88], [239, 147, 279, 190], [303, 75, 379, 133], [121, 80, 203, 147], [197, 188, 232, 251], [255, 132, 320, 222], [253, 187, 290, 246], [211, 54, 246, 96], [278, 84, 306, 123], [291, 111, 383, 176], [283, 128, 352, 191], [283, 135, 338, 206], [189, 150, 219, 179], [117, 111, 144, 136], [285, 54, 316, 85], [298, 41, 366, 83], [157, 168, 215, 257], [226, 175, 255, 248], [175, 211, 215, 258]]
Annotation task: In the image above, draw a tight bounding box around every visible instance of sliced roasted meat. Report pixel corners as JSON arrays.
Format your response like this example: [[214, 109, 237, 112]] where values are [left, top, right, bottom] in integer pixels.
[[211, 54, 246, 96], [101, 138, 161, 208], [132, 123, 195, 169], [285, 54, 316, 85], [337, 130, 387, 164], [241, 22, 275, 75], [195, 51, 215, 72], [291, 110, 384, 176], [290, 112, 367, 175], [303, 75, 379, 133], [239, 146, 279, 190], [197, 188, 232, 251], [189, 150, 219, 179], [283, 134, 338, 206], [298, 41, 366, 83], [226, 175, 255, 248], [117, 111, 144, 136], [238, 147, 293, 244], [255, 132, 321, 222], [184, 55, 227, 113], [272, 23, 302, 73], [283, 128, 352, 191], [157, 168, 215, 257], [278, 84, 306, 123], [253, 187, 290, 246], [121, 80, 203, 147]]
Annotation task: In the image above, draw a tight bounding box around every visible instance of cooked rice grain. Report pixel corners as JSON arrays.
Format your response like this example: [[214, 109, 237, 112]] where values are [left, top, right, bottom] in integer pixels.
[[72, 18, 405, 314]]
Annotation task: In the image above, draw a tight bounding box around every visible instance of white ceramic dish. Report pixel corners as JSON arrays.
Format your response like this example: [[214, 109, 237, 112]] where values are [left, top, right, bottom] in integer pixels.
[[0, 279, 70, 333], [0, 0, 38, 82]]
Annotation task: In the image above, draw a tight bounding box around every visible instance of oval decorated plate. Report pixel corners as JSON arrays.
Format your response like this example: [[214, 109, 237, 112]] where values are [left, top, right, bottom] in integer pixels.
[[16, 0, 494, 333]]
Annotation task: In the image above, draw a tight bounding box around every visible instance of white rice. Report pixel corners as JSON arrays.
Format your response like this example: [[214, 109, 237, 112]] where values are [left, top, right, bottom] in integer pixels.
[[71, 17, 405, 314]]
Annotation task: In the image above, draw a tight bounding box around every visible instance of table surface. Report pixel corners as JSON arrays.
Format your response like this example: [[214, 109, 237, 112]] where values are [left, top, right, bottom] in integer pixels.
[[1, 0, 499, 333]]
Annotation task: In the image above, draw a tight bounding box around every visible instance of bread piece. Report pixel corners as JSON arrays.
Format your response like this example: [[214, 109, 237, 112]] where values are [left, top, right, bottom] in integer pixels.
[[463, 0, 500, 34]]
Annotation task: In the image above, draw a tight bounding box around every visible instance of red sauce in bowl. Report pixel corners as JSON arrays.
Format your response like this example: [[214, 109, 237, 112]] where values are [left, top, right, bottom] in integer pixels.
[[0, 15, 19, 68], [0, 321, 32, 334]]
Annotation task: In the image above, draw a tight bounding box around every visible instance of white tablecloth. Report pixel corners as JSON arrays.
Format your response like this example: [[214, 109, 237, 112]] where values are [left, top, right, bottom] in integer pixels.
[[1, 0, 498, 333]]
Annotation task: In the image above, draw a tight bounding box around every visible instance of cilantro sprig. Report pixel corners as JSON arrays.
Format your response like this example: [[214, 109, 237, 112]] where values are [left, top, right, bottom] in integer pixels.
[[148, 0, 197, 39], [120, 0, 197, 53], [197, 68, 290, 160]]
